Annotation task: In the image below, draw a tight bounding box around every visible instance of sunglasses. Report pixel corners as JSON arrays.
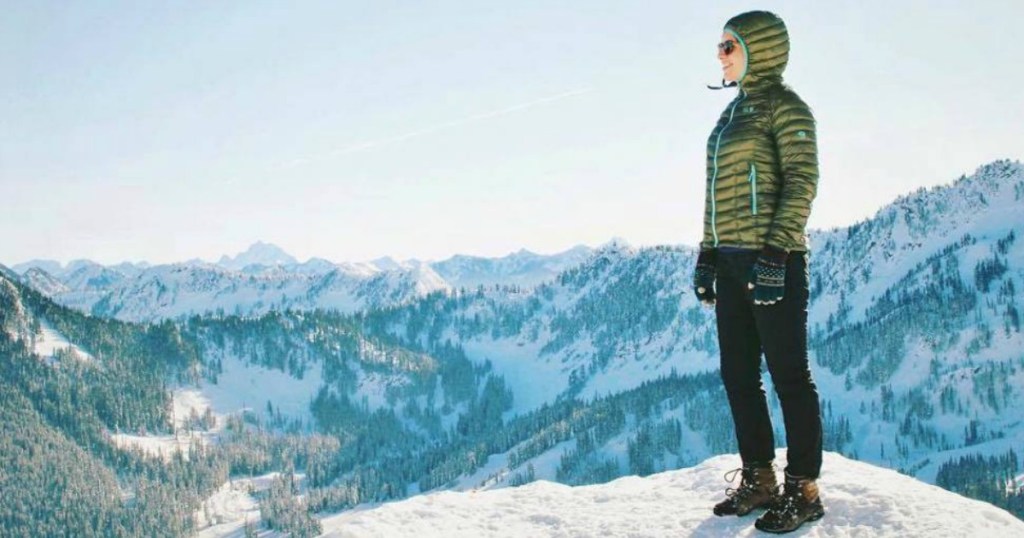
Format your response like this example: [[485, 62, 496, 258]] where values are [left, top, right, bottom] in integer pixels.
[[718, 39, 739, 55]]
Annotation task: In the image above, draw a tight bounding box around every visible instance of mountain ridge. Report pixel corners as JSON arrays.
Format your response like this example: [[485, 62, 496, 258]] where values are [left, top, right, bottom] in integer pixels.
[[7, 242, 600, 322]]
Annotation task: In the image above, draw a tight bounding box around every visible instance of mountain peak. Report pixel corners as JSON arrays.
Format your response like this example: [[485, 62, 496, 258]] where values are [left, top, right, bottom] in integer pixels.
[[0, 263, 19, 282], [593, 236, 635, 258], [369, 255, 405, 272], [970, 157, 1023, 181], [217, 241, 297, 270], [600, 236, 631, 249], [11, 259, 64, 276]]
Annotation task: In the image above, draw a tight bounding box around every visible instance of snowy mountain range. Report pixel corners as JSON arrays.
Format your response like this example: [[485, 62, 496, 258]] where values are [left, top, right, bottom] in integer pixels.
[[309, 159, 1024, 482], [3, 158, 1022, 536], [8, 240, 596, 322]]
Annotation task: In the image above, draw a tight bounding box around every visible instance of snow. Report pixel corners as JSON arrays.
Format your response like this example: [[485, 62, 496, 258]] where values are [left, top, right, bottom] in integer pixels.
[[173, 388, 216, 428], [312, 449, 1024, 538], [581, 342, 717, 402], [352, 369, 400, 412], [20, 241, 597, 323], [194, 480, 259, 531], [429, 244, 594, 290], [462, 334, 568, 416], [198, 350, 323, 420], [808, 160, 1023, 331], [110, 353, 323, 460], [33, 318, 93, 361], [110, 388, 220, 460], [450, 450, 516, 492], [913, 425, 1024, 484], [194, 472, 305, 537], [22, 267, 69, 295], [110, 431, 207, 461], [456, 408, 705, 495], [34, 259, 429, 323]]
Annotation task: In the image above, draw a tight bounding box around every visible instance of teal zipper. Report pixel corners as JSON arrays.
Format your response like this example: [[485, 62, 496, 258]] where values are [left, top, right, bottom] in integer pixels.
[[710, 91, 746, 246], [749, 162, 758, 215]]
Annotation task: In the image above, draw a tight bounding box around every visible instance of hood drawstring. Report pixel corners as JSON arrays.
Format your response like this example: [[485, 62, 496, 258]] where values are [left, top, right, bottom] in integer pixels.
[[707, 78, 738, 90]]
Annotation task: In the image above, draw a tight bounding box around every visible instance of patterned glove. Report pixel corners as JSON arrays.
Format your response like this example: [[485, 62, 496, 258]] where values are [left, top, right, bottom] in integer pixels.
[[748, 245, 788, 305], [693, 248, 717, 306]]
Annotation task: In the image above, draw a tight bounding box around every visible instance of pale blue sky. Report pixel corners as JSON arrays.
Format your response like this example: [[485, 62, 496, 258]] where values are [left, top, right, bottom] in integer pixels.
[[3, 0, 1022, 266]]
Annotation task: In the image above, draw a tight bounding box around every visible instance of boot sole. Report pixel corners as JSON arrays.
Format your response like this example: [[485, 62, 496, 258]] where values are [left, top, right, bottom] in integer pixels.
[[713, 509, 761, 517], [754, 508, 825, 534], [713, 500, 774, 517]]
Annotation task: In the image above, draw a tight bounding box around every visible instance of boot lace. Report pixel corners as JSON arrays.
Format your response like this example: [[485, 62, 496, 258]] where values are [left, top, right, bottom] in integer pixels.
[[722, 467, 759, 501]]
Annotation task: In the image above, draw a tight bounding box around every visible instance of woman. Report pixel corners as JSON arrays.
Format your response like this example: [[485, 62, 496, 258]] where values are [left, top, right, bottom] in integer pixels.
[[693, 10, 825, 534]]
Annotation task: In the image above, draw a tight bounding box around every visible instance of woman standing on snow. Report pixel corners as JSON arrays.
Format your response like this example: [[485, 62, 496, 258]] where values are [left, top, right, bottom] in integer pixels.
[[692, 10, 825, 534]]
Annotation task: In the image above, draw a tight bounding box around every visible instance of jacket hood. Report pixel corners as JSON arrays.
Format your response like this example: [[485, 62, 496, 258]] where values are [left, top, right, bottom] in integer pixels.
[[723, 10, 789, 93]]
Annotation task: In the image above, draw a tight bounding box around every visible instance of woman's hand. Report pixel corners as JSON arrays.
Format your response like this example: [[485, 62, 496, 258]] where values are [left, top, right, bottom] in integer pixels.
[[693, 248, 718, 307], [748, 245, 788, 305]]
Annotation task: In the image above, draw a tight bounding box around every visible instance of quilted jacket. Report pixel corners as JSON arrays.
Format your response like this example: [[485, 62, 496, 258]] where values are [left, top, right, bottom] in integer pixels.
[[701, 10, 819, 253]]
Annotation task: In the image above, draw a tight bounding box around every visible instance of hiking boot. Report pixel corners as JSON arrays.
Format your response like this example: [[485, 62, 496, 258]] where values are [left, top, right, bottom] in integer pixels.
[[754, 471, 825, 533], [712, 464, 779, 516]]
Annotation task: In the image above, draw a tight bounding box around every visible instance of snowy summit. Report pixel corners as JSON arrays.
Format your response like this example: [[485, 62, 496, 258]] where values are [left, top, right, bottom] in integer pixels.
[[306, 450, 1023, 538], [216, 241, 298, 271]]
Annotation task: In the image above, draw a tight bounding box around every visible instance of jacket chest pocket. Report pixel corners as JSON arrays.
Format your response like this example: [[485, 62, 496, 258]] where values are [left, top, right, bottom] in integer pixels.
[[748, 162, 758, 215]]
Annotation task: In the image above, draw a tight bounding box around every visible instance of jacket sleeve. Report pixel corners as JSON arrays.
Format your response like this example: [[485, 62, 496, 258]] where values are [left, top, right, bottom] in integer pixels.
[[700, 188, 714, 251], [698, 165, 711, 251], [766, 90, 819, 251]]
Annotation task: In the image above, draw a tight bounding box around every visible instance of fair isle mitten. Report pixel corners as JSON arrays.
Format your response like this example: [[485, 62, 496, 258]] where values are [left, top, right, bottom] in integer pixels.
[[748, 245, 788, 305], [693, 248, 718, 306]]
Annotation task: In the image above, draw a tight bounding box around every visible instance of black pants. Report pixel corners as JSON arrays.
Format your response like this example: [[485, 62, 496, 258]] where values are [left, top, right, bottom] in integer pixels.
[[715, 248, 822, 479]]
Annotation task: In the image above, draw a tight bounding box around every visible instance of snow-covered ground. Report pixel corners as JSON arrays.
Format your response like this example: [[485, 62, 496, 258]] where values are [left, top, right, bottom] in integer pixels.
[[194, 472, 307, 537], [462, 334, 573, 416], [110, 430, 212, 461], [110, 389, 221, 461], [33, 318, 93, 361], [196, 351, 324, 420], [310, 449, 1022, 538], [110, 350, 324, 460]]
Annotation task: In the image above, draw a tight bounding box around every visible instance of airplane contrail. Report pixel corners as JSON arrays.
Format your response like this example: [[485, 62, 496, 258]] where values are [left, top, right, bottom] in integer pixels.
[[281, 87, 595, 167]]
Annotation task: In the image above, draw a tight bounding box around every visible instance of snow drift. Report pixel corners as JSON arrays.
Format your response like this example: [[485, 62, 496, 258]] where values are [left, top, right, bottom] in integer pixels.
[[310, 449, 1023, 538]]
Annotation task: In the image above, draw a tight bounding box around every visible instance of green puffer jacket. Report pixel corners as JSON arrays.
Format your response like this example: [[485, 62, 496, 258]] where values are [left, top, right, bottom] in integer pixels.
[[701, 10, 819, 253]]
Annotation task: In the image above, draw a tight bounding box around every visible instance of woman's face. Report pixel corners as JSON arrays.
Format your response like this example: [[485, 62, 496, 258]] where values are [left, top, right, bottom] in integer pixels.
[[718, 31, 745, 82]]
